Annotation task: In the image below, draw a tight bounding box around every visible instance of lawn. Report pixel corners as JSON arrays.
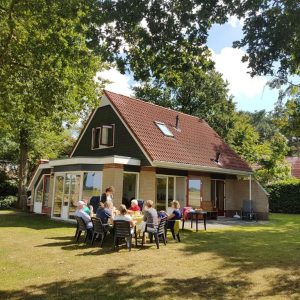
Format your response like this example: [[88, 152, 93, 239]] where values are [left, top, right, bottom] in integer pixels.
[[0, 211, 300, 300]]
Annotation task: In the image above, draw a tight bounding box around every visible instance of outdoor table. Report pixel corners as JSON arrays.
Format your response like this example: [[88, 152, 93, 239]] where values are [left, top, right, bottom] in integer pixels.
[[132, 214, 144, 225], [188, 210, 207, 232]]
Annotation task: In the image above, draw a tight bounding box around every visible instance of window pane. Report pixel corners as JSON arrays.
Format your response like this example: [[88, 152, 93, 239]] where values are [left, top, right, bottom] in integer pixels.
[[156, 177, 167, 211], [155, 122, 174, 137], [69, 174, 81, 218], [92, 128, 101, 149], [101, 126, 113, 146], [82, 172, 101, 202], [35, 179, 44, 202], [168, 177, 174, 207], [188, 179, 202, 208], [43, 176, 50, 207], [53, 176, 64, 217], [122, 173, 137, 208]]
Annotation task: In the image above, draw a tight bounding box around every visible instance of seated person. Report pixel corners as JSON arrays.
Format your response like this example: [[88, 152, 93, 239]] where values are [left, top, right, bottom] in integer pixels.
[[114, 205, 136, 232], [166, 200, 182, 230], [143, 200, 158, 232], [82, 198, 92, 216], [128, 199, 141, 213], [75, 201, 93, 238], [96, 200, 115, 225]]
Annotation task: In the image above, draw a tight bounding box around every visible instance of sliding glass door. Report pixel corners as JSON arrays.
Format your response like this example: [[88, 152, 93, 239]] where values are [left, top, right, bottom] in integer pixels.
[[156, 176, 185, 212]]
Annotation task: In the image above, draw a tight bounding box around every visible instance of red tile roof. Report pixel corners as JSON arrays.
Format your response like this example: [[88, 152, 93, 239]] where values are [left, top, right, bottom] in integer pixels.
[[104, 90, 252, 173], [286, 157, 300, 178]]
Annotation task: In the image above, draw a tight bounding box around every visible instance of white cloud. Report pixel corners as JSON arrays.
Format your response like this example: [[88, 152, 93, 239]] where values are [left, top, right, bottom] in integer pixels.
[[227, 16, 244, 28], [211, 47, 267, 99], [96, 68, 132, 96]]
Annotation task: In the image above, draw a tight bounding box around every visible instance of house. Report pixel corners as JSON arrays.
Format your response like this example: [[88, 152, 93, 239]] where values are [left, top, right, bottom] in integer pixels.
[[286, 157, 300, 179], [28, 90, 269, 220]]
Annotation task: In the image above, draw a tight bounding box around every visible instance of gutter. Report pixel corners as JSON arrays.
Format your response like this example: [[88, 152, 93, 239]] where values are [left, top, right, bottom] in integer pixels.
[[152, 160, 253, 176]]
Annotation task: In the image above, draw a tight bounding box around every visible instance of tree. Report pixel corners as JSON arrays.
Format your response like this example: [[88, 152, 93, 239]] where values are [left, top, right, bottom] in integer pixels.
[[226, 113, 260, 164], [233, 0, 300, 79], [87, 0, 233, 81], [243, 110, 277, 142], [273, 87, 300, 156], [255, 133, 291, 185], [133, 66, 236, 139], [0, 1, 105, 209]]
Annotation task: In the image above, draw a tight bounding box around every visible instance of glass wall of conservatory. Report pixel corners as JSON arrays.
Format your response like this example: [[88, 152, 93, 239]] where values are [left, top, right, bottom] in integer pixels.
[[52, 171, 102, 220]]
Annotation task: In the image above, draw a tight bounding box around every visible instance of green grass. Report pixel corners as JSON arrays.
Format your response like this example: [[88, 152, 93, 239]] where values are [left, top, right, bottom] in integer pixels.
[[0, 210, 300, 299]]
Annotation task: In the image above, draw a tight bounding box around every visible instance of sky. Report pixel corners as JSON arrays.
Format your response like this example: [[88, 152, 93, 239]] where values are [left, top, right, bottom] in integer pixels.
[[98, 16, 279, 113]]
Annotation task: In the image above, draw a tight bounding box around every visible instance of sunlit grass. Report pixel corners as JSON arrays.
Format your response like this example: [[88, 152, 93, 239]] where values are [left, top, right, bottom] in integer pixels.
[[0, 210, 299, 299]]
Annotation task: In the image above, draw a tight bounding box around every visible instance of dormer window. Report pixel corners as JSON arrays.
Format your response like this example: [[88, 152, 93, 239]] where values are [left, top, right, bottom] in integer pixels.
[[92, 125, 114, 149], [155, 121, 174, 137]]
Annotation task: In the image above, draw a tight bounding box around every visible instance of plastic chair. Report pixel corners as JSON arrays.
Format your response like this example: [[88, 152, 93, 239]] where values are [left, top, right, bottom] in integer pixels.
[[142, 217, 167, 249], [74, 216, 89, 243], [91, 217, 108, 247], [241, 200, 257, 221], [167, 219, 181, 242], [113, 220, 137, 251]]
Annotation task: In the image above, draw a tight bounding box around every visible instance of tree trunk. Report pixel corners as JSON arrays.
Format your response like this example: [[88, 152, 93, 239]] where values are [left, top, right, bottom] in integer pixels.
[[18, 129, 29, 210]]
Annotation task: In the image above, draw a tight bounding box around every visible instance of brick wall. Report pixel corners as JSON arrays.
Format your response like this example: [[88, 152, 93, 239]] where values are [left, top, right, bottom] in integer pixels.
[[139, 167, 156, 205]]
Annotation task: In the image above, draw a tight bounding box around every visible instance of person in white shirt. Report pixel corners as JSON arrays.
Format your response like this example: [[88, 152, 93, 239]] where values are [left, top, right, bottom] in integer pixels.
[[75, 200, 93, 229], [114, 204, 136, 232]]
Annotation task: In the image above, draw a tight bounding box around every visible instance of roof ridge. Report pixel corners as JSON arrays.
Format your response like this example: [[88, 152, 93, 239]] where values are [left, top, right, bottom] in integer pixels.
[[104, 89, 201, 121]]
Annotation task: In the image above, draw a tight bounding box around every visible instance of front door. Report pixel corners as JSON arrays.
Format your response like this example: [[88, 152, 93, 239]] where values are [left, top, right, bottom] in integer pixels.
[[211, 180, 225, 216]]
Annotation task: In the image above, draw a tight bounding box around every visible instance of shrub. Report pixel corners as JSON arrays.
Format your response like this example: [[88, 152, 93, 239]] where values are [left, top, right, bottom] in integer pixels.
[[0, 170, 18, 197], [0, 195, 18, 209], [267, 179, 300, 213]]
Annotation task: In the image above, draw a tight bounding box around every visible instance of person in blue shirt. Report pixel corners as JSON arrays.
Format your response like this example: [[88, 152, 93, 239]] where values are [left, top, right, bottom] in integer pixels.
[[167, 200, 182, 230], [96, 200, 114, 225]]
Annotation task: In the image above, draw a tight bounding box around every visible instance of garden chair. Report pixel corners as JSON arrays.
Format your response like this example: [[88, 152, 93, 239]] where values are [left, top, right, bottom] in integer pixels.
[[167, 219, 181, 242], [113, 220, 137, 251], [141, 217, 167, 249], [74, 216, 89, 243], [91, 217, 108, 247], [241, 200, 257, 221]]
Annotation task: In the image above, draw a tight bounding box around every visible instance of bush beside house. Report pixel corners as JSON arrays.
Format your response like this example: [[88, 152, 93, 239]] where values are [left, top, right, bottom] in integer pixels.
[[0, 170, 18, 209], [267, 179, 300, 213]]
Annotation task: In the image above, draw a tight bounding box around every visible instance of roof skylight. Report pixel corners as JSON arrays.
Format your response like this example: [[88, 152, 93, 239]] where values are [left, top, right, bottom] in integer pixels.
[[155, 121, 174, 137]]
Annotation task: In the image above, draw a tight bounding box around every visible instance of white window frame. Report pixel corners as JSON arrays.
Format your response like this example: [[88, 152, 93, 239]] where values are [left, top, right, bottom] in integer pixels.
[[34, 175, 45, 204], [156, 175, 186, 210], [91, 124, 115, 150], [155, 121, 174, 137], [91, 127, 101, 150], [51, 171, 102, 221]]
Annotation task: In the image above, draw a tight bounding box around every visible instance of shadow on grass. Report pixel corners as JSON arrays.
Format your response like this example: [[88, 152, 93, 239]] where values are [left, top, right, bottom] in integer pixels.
[[0, 268, 250, 300], [178, 214, 300, 273], [37, 234, 162, 254], [0, 210, 74, 230]]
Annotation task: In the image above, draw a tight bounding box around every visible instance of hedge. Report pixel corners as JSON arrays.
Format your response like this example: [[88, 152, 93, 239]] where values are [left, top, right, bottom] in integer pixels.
[[0, 170, 18, 197], [0, 195, 18, 209], [267, 179, 300, 213]]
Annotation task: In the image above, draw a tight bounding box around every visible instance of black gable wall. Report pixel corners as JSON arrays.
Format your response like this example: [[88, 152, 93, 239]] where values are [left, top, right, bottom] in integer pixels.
[[72, 105, 150, 165]]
